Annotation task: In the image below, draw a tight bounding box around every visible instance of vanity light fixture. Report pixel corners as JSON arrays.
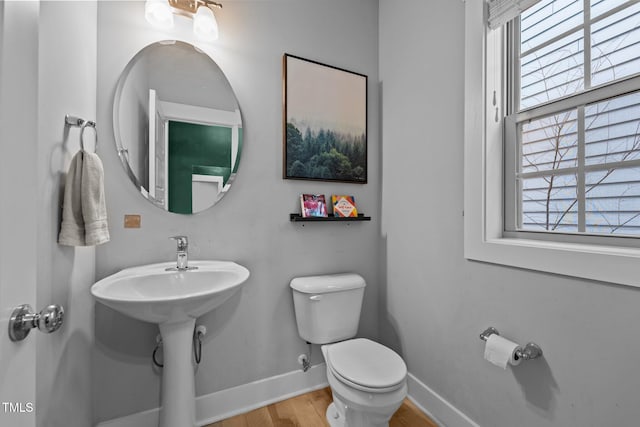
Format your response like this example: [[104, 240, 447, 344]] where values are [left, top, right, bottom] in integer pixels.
[[145, 0, 222, 41]]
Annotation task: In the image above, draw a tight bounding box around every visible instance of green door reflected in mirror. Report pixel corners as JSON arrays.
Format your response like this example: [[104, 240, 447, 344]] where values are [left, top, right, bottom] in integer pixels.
[[168, 121, 243, 214]]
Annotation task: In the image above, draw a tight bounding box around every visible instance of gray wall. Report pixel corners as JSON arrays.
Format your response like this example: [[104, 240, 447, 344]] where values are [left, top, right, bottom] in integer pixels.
[[94, 1, 380, 423], [1, 4, 97, 427], [35, 3, 97, 427], [0, 3, 39, 425], [380, 1, 640, 427]]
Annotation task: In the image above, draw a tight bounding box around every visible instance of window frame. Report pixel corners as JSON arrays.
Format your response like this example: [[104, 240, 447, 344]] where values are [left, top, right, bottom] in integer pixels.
[[464, 0, 640, 288], [506, 0, 640, 239], [505, 77, 640, 239]]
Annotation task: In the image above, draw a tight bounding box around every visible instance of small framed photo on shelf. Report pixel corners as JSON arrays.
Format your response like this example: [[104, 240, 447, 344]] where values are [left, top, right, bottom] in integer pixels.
[[331, 195, 358, 217], [300, 194, 328, 218]]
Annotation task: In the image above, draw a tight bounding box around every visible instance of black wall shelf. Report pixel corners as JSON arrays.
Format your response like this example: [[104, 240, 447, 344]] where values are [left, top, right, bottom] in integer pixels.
[[289, 213, 371, 222]]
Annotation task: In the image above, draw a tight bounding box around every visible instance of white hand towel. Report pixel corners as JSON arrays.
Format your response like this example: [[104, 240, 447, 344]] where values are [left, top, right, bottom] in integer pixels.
[[82, 152, 110, 246], [58, 151, 86, 246]]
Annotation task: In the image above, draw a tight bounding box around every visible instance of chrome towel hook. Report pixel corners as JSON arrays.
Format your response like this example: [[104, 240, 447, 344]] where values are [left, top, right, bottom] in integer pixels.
[[65, 114, 95, 128], [65, 114, 97, 152], [80, 120, 98, 153]]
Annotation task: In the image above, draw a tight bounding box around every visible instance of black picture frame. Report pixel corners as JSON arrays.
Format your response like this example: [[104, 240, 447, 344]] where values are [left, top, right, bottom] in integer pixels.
[[283, 54, 367, 183]]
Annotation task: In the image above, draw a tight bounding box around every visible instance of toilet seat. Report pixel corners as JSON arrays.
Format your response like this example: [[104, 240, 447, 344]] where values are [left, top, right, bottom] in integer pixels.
[[326, 338, 407, 394]]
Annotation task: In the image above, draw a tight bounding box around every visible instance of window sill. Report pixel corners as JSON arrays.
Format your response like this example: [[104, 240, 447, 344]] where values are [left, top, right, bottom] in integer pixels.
[[465, 235, 640, 287], [493, 235, 640, 256]]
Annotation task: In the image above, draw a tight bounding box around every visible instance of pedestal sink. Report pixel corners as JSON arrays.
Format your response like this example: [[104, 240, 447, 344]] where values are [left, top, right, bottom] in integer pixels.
[[91, 260, 250, 427]]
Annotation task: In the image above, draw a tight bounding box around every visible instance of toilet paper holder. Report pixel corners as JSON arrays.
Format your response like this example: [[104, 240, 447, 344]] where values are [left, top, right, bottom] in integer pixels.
[[479, 327, 543, 361]]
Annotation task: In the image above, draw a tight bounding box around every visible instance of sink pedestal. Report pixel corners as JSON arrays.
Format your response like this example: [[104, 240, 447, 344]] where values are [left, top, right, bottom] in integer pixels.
[[90, 260, 250, 427], [159, 318, 197, 427]]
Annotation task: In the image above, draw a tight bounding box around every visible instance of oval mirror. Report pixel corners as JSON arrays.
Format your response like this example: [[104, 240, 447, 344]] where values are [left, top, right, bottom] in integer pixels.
[[113, 40, 243, 214]]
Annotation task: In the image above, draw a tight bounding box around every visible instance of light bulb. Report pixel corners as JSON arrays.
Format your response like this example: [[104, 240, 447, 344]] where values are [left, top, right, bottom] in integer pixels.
[[145, 0, 174, 29], [193, 6, 219, 41]]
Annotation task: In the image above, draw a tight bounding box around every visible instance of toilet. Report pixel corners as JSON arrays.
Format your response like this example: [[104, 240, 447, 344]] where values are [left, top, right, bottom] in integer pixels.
[[290, 273, 407, 427]]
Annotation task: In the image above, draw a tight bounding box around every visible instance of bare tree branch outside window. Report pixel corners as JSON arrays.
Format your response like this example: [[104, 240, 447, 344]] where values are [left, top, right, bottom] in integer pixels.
[[516, 0, 640, 235]]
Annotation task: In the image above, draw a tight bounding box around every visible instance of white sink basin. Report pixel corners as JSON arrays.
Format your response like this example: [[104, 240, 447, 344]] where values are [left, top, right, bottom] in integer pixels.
[[91, 260, 250, 427], [91, 260, 250, 324]]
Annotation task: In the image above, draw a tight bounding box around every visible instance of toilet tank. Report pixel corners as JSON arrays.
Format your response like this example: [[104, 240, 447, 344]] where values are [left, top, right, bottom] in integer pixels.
[[290, 273, 365, 344]]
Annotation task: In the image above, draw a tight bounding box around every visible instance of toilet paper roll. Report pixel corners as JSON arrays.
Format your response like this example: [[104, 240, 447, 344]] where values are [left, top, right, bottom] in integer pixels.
[[484, 334, 522, 369]]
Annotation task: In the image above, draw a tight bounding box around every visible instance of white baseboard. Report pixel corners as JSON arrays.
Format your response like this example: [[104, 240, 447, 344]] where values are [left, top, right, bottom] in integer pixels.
[[95, 363, 328, 427], [406, 373, 481, 427], [95, 367, 480, 427], [197, 363, 328, 425], [94, 407, 159, 427]]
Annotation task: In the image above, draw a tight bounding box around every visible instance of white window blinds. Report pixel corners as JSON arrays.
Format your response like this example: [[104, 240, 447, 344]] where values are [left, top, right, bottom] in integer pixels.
[[487, 0, 542, 29]]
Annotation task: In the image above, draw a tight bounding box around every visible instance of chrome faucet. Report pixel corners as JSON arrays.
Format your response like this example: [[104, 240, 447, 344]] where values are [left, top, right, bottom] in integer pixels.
[[167, 236, 197, 271]]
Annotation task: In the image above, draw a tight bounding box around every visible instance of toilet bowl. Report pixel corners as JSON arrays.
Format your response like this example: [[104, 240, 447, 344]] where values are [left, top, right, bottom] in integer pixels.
[[290, 274, 408, 427], [322, 339, 407, 427]]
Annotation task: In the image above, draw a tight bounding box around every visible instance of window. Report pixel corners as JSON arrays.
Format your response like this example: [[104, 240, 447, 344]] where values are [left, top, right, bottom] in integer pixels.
[[505, 0, 640, 238], [464, 0, 640, 287]]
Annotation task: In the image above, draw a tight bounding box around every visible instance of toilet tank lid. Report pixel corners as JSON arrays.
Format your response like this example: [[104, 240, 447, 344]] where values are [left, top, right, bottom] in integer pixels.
[[290, 273, 366, 294]]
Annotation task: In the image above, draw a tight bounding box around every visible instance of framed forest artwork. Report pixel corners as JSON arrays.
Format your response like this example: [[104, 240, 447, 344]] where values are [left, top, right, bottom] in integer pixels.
[[283, 54, 367, 183]]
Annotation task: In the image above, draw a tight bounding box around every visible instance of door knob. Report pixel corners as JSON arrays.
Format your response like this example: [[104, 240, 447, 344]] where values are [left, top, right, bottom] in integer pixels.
[[8, 304, 65, 342]]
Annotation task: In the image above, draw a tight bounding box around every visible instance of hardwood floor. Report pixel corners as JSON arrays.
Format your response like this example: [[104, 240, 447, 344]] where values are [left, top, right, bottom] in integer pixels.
[[205, 387, 438, 427]]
